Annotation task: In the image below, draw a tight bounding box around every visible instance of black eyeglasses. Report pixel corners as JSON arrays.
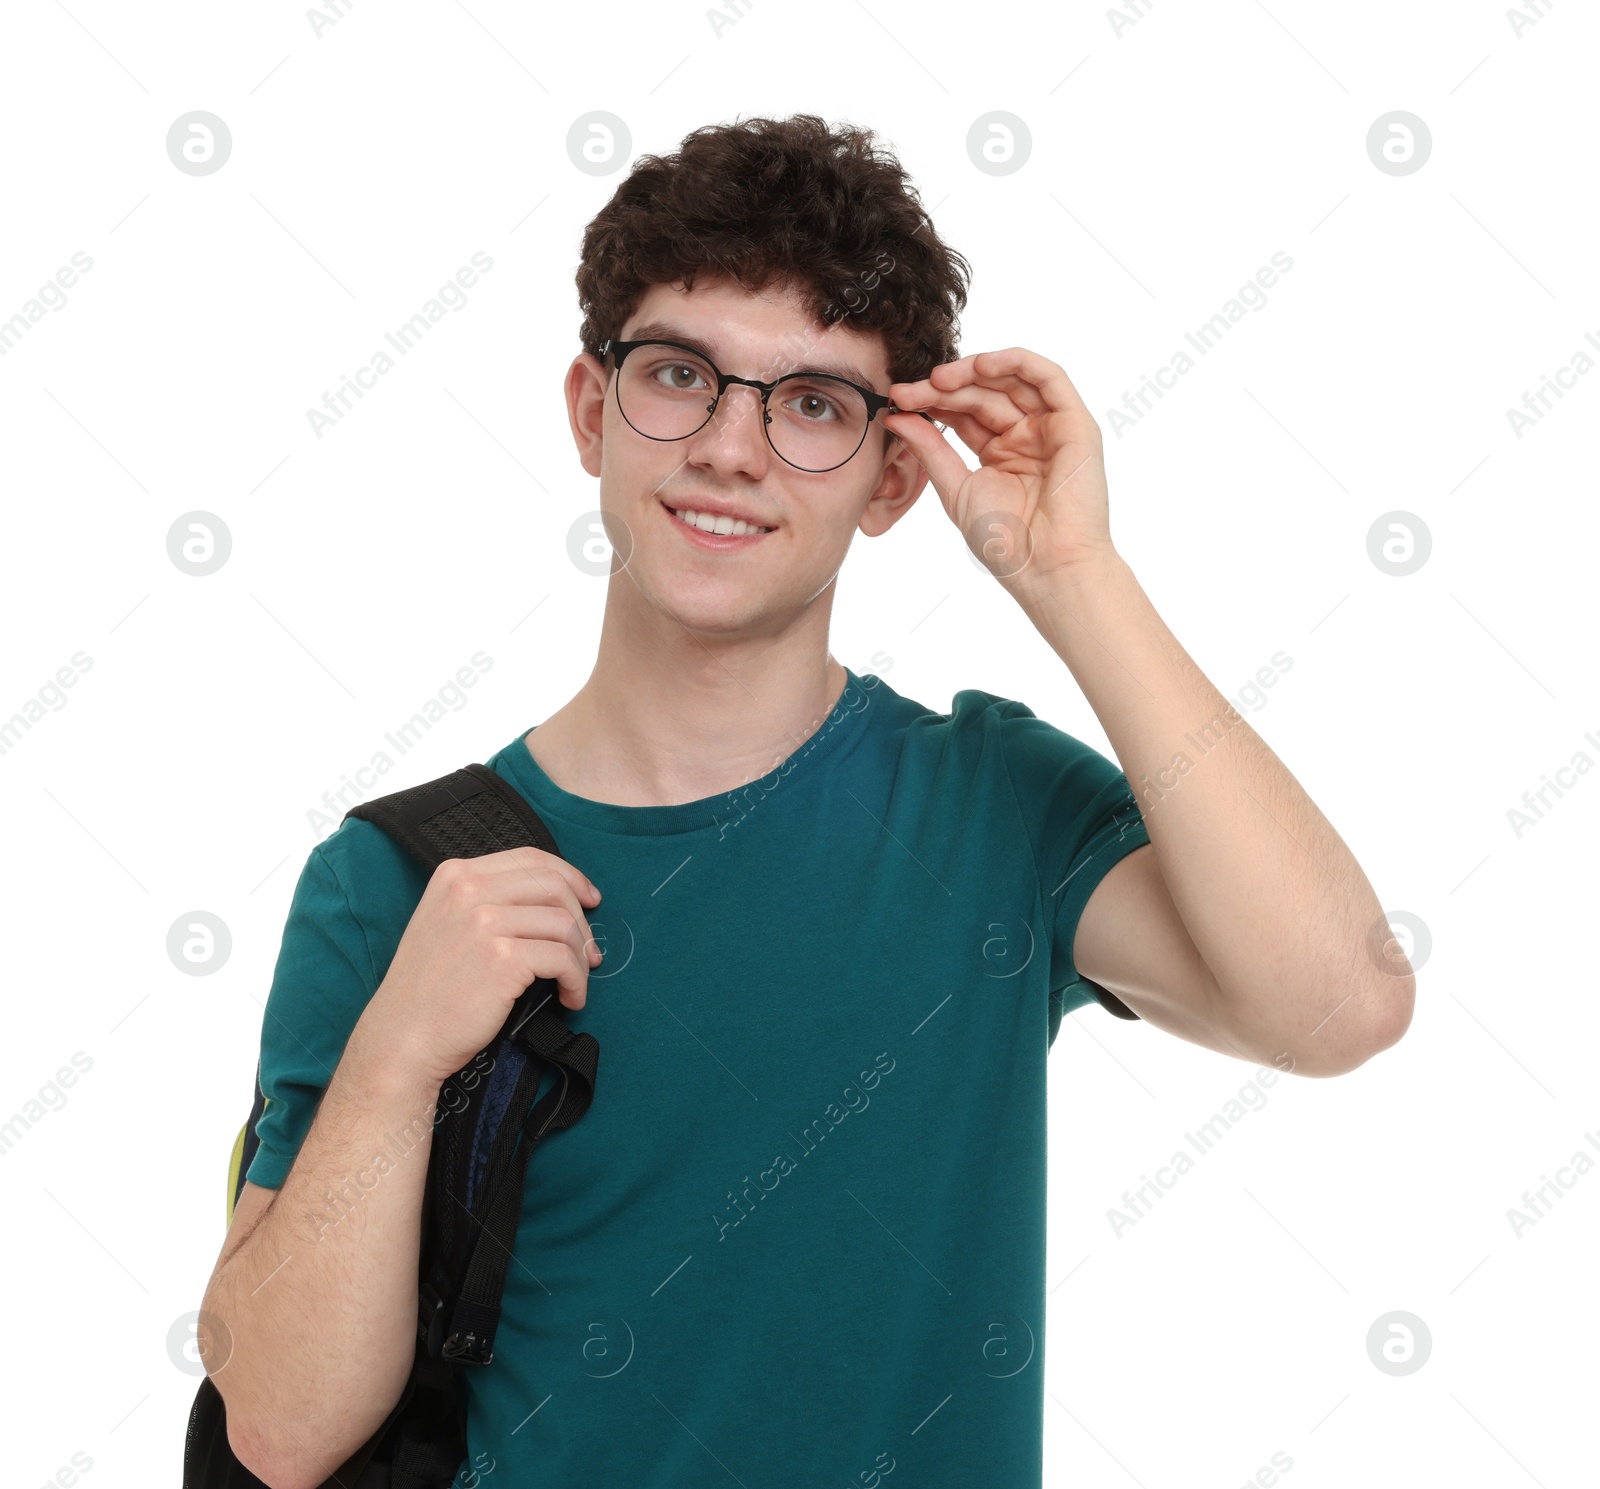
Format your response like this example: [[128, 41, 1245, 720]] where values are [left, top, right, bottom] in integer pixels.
[[597, 337, 938, 473]]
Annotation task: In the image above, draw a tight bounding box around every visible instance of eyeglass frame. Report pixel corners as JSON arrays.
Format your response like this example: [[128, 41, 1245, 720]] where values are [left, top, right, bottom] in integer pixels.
[[596, 336, 939, 473]]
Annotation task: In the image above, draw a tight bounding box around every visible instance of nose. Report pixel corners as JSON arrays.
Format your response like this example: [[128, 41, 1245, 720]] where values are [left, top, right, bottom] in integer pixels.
[[686, 382, 773, 478]]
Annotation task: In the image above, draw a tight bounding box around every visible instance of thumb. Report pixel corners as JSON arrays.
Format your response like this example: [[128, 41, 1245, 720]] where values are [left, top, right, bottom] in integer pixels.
[[883, 411, 971, 512]]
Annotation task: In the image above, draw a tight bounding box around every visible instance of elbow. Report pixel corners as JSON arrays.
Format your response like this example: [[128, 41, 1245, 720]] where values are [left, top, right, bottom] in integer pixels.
[[1347, 969, 1416, 1070], [227, 1413, 302, 1489], [222, 1393, 329, 1489], [1286, 968, 1417, 1078], [218, 1361, 395, 1489], [195, 1307, 306, 1488]]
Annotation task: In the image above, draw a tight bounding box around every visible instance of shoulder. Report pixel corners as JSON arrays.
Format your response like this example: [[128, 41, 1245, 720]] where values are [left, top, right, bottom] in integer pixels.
[[291, 793, 437, 985], [314, 812, 430, 911], [910, 681, 1143, 862], [884, 674, 1108, 785], [871, 672, 1032, 749]]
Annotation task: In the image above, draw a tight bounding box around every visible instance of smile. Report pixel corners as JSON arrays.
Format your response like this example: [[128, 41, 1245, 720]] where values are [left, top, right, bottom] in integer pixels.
[[664, 504, 774, 538]]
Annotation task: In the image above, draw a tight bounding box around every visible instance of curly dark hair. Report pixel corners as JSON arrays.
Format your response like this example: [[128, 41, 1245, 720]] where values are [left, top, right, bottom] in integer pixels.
[[575, 114, 971, 387]]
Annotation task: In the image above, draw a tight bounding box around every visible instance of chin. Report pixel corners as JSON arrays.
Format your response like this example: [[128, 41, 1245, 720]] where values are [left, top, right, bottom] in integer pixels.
[[664, 573, 812, 639]]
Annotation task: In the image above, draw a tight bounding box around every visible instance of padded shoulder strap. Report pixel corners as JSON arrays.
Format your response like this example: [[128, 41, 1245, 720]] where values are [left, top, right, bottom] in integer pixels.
[[345, 761, 561, 871]]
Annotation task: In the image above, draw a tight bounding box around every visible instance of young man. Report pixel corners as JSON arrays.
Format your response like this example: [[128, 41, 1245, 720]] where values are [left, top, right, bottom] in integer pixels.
[[202, 114, 1414, 1488]]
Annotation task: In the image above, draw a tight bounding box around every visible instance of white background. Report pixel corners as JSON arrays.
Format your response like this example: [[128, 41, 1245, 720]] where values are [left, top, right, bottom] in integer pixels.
[[1, 0, 1596, 1484]]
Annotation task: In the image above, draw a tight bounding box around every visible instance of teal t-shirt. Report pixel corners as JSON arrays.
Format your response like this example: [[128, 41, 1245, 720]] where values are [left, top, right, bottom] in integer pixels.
[[247, 667, 1150, 1487]]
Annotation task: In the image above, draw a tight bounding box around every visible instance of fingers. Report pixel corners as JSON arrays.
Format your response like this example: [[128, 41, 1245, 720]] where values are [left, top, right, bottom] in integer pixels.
[[898, 380, 1025, 436], [931, 355, 1050, 414], [436, 848, 604, 1010], [484, 850, 603, 991], [893, 348, 1081, 420], [930, 408, 1002, 458], [968, 347, 1087, 418], [881, 411, 973, 506], [494, 902, 602, 1010], [472, 845, 600, 907]]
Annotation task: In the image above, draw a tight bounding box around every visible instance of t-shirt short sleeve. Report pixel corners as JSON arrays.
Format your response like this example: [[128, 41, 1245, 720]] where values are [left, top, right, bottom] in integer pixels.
[[994, 700, 1151, 1036], [244, 843, 381, 1190]]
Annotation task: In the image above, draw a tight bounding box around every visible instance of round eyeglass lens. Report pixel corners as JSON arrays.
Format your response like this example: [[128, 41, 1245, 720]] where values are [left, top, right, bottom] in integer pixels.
[[766, 373, 870, 471], [616, 346, 719, 441]]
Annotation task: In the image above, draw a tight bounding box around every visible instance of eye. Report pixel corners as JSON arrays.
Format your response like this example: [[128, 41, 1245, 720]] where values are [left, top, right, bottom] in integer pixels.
[[783, 387, 842, 422], [651, 361, 709, 391]]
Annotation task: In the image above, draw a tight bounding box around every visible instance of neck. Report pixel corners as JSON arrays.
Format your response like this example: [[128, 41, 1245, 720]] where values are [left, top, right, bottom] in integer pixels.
[[524, 579, 850, 809]]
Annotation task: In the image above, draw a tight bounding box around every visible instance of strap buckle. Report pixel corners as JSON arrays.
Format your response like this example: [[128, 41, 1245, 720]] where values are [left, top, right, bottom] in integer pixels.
[[422, 1283, 494, 1365], [442, 1329, 493, 1367]]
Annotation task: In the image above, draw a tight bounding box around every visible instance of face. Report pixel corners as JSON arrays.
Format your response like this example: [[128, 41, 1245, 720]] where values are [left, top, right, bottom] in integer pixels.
[[566, 275, 930, 639]]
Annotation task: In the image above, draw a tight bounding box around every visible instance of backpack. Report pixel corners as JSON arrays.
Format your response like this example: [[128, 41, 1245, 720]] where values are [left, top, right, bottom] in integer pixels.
[[182, 763, 601, 1488]]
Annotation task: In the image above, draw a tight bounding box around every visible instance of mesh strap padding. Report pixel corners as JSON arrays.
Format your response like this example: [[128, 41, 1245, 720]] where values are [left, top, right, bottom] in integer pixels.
[[346, 762, 565, 869]]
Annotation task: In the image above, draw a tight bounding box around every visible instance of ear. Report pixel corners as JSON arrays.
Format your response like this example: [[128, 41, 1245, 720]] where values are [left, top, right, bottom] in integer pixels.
[[567, 353, 609, 478], [858, 428, 931, 538]]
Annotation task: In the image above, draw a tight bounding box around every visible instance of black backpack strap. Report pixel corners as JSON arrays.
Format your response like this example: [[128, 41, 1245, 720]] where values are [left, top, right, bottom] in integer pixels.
[[345, 761, 566, 868], [431, 994, 596, 1367], [336, 762, 601, 1485]]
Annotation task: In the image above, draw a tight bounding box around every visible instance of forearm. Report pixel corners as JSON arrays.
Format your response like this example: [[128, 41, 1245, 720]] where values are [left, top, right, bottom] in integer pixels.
[[203, 1012, 440, 1488], [1006, 549, 1414, 1072]]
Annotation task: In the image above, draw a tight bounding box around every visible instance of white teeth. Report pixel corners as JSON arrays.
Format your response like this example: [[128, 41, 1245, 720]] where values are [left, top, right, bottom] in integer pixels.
[[671, 507, 772, 537]]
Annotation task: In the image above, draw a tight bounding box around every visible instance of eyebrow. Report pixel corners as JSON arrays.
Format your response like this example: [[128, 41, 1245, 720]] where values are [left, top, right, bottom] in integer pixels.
[[622, 320, 881, 391]]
